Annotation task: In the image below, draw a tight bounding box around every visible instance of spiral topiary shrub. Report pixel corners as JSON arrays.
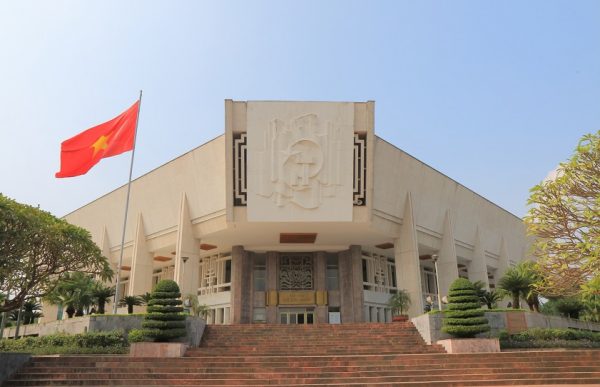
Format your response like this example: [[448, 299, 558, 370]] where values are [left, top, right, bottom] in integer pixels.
[[141, 279, 187, 342], [442, 278, 490, 338]]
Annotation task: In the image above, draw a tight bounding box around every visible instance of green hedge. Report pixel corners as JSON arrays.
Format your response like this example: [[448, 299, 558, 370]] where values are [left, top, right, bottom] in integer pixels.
[[0, 330, 128, 354], [442, 278, 490, 338], [500, 328, 600, 349]]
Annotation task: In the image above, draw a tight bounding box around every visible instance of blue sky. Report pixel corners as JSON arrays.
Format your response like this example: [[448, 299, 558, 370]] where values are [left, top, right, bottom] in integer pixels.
[[0, 1, 598, 218]]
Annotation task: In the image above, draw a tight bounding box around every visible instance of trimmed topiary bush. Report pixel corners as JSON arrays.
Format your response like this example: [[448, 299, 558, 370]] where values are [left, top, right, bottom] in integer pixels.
[[442, 278, 490, 338], [141, 280, 186, 342]]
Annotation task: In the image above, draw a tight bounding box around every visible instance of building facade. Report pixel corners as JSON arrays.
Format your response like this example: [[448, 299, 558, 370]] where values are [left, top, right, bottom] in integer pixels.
[[46, 100, 529, 325]]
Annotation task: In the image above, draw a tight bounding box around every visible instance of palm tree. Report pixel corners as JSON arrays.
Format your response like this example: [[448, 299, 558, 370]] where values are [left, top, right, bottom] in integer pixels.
[[140, 292, 152, 305], [119, 295, 143, 314], [91, 283, 115, 314], [481, 290, 503, 309], [516, 261, 541, 312], [9, 300, 43, 325], [46, 272, 96, 318], [498, 267, 530, 309]]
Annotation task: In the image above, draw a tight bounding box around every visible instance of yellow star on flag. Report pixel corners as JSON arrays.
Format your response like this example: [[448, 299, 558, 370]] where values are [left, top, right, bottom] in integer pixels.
[[91, 135, 110, 157]]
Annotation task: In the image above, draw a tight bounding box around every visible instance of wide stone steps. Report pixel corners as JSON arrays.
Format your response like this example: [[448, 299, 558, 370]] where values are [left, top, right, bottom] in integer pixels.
[[7, 322, 600, 385]]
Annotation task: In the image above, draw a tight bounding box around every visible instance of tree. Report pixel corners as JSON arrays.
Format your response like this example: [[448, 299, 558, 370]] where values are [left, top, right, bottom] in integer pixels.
[[515, 261, 541, 312], [442, 278, 490, 338], [119, 295, 143, 314], [9, 300, 42, 325], [472, 281, 502, 309], [498, 267, 530, 309], [141, 280, 186, 342], [45, 272, 96, 317], [0, 194, 113, 312], [387, 289, 412, 316], [580, 277, 600, 322], [91, 283, 115, 315], [525, 131, 600, 297]]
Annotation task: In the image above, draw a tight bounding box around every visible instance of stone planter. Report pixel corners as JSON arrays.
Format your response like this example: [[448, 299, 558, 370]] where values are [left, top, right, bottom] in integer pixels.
[[392, 315, 409, 322], [436, 338, 500, 353], [129, 342, 188, 357]]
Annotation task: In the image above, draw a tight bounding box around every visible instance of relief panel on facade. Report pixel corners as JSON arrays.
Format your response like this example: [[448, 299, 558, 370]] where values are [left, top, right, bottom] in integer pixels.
[[247, 102, 354, 221]]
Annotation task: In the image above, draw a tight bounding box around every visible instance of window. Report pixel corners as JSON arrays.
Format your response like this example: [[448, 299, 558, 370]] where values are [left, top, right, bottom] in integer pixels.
[[253, 254, 266, 291], [326, 254, 339, 290]]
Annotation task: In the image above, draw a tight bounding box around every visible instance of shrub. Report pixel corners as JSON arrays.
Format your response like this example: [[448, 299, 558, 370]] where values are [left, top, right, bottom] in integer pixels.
[[442, 278, 490, 338], [140, 280, 186, 342], [0, 330, 127, 354], [127, 329, 150, 343], [500, 328, 600, 349]]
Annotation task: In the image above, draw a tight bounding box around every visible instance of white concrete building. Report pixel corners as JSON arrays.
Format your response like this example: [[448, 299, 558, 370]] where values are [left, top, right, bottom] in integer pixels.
[[45, 100, 529, 325]]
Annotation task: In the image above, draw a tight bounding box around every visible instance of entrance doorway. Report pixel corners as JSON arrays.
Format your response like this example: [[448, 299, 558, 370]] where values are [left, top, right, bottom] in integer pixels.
[[279, 308, 315, 324]]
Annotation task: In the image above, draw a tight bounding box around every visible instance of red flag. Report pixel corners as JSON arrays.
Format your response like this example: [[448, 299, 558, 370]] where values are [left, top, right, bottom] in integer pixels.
[[55, 101, 140, 178]]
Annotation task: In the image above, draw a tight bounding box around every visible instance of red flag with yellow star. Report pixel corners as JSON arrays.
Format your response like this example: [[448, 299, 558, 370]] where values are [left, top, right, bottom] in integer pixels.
[[55, 101, 140, 178]]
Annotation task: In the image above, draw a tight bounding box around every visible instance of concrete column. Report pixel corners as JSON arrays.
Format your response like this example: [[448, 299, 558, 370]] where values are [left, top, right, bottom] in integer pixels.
[[231, 245, 251, 323], [339, 249, 354, 323], [266, 251, 278, 323], [174, 193, 199, 297], [315, 252, 328, 323], [470, 227, 490, 289], [498, 237, 511, 278], [129, 213, 154, 296], [224, 307, 230, 324], [437, 210, 459, 300], [394, 192, 424, 316], [100, 226, 116, 279], [350, 245, 364, 322]]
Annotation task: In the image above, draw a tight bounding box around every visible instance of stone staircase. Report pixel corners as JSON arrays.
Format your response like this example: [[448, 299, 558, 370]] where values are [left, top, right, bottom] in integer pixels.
[[6, 322, 600, 385]]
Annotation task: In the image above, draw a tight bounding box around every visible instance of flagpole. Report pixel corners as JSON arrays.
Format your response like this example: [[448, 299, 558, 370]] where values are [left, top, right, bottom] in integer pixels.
[[113, 90, 143, 314]]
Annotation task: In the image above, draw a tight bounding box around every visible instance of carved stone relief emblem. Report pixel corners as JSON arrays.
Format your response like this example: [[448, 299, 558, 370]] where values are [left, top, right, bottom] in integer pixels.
[[256, 114, 343, 209]]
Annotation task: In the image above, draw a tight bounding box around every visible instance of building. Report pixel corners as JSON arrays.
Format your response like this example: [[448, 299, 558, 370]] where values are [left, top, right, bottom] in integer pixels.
[[44, 100, 529, 325]]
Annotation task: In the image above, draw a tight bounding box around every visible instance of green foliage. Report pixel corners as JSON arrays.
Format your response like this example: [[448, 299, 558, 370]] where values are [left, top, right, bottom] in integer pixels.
[[0, 194, 113, 313], [388, 289, 411, 315], [91, 283, 115, 314], [9, 300, 43, 325], [525, 130, 600, 297], [498, 265, 531, 310], [127, 329, 150, 343], [46, 272, 97, 317], [0, 330, 127, 354], [119, 295, 143, 314], [500, 328, 600, 349], [442, 278, 490, 338], [554, 297, 585, 319], [153, 280, 181, 294], [140, 280, 186, 342], [580, 277, 600, 322], [183, 294, 209, 318]]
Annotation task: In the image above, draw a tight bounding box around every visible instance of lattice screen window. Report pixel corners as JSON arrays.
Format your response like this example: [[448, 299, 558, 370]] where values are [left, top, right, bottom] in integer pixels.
[[198, 253, 232, 295], [279, 255, 313, 290], [353, 133, 367, 206], [361, 251, 396, 293], [233, 133, 247, 206]]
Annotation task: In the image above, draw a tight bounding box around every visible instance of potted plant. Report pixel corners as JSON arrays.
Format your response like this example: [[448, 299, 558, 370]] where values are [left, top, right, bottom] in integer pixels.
[[388, 289, 411, 322]]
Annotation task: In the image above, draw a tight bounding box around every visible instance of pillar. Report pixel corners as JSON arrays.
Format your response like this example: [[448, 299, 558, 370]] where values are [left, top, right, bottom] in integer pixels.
[[266, 251, 278, 323], [470, 227, 490, 289], [437, 210, 459, 300], [231, 245, 251, 323], [314, 252, 328, 323], [339, 245, 364, 323], [394, 192, 424, 316], [174, 193, 200, 297], [129, 213, 154, 296]]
